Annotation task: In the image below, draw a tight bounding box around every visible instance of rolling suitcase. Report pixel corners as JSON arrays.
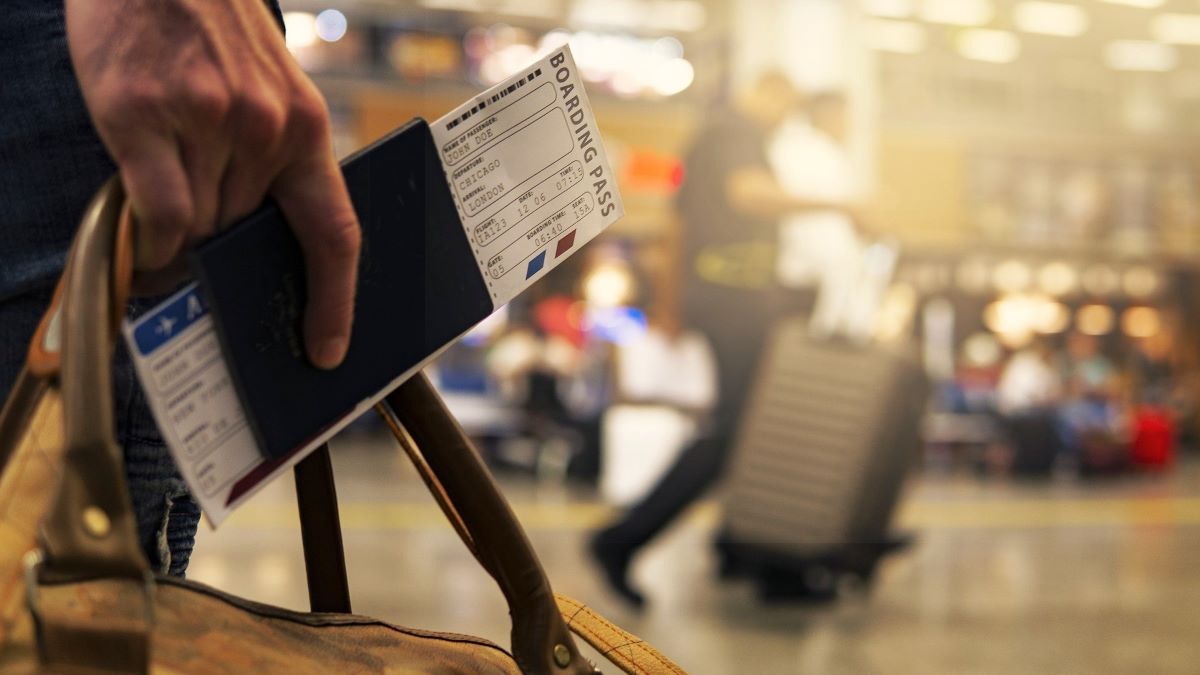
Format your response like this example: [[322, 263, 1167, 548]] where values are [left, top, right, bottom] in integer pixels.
[[717, 318, 927, 600]]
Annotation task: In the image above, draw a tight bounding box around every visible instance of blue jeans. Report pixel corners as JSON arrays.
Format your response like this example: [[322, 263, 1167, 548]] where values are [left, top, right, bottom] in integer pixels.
[[0, 3, 204, 575]]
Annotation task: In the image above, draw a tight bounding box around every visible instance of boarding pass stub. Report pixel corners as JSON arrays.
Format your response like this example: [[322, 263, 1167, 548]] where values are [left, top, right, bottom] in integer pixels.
[[123, 286, 266, 526], [122, 45, 622, 526], [431, 45, 623, 306]]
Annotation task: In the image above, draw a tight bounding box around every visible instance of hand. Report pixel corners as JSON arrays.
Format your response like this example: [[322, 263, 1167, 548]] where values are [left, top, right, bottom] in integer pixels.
[[66, 0, 360, 369]]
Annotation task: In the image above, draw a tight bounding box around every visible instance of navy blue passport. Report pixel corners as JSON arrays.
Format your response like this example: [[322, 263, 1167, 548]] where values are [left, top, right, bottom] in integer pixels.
[[190, 118, 493, 461]]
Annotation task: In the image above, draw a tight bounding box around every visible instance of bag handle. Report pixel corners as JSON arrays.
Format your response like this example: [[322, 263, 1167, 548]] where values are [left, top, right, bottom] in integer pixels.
[[26, 178, 153, 673], [379, 379, 595, 674], [376, 385, 684, 675], [38, 177, 146, 579]]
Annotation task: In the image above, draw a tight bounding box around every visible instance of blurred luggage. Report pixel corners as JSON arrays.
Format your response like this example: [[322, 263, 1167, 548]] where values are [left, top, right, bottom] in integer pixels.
[[1131, 405, 1174, 469], [716, 318, 927, 601], [1000, 411, 1061, 477], [1078, 429, 1130, 477]]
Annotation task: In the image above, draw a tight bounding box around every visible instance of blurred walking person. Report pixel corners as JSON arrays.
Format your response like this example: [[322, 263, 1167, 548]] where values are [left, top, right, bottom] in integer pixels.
[[589, 72, 859, 607]]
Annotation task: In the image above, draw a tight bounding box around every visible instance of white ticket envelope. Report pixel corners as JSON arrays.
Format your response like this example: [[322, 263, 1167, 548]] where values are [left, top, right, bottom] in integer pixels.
[[123, 45, 623, 525]]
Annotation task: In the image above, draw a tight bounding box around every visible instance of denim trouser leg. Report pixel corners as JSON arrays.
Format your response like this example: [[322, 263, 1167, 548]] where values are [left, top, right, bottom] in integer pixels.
[[0, 2, 201, 576], [1, 292, 202, 576], [2, 0, 284, 575], [114, 308, 202, 576]]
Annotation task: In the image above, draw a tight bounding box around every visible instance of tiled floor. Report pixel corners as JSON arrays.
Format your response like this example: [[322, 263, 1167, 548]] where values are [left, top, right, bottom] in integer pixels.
[[188, 434, 1200, 674]]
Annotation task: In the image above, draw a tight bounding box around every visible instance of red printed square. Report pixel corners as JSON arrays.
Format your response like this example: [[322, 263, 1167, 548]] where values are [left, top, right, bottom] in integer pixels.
[[555, 230, 577, 258]]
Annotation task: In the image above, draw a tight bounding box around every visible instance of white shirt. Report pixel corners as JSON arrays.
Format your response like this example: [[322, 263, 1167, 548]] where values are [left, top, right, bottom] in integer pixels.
[[768, 118, 859, 288], [616, 329, 716, 410]]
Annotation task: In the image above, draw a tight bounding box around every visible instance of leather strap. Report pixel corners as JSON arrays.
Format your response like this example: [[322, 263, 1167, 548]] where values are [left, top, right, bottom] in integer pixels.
[[0, 368, 47, 475], [380, 376, 591, 675], [26, 276, 67, 379], [33, 179, 150, 673], [555, 595, 685, 675], [40, 177, 146, 578], [374, 403, 483, 567], [293, 444, 352, 613], [376, 383, 686, 675]]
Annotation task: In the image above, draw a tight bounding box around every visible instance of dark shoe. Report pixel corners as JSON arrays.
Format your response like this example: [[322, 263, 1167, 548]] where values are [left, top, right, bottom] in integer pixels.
[[587, 531, 646, 610]]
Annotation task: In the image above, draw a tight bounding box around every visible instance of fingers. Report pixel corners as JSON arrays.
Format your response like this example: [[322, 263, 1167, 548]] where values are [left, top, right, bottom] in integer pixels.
[[115, 133, 194, 271], [217, 91, 288, 226], [180, 137, 229, 243], [271, 152, 360, 370], [66, 0, 362, 368]]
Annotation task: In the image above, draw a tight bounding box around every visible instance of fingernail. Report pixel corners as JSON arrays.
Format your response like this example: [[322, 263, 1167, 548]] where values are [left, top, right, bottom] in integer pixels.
[[314, 337, 347, 369]]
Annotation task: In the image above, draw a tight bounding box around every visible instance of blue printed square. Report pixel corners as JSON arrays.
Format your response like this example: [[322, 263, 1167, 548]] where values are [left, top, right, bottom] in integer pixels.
[[526, 250, 547, 279]]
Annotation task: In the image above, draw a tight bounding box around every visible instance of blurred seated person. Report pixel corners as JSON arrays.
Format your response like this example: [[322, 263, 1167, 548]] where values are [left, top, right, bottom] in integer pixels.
[[589, 71, 862, 608], [953, 333, 1005, 415], [484, 295, 603, 476], [995, 338, 1065, 475], [996, 338, 1062, 416], [1056, 330, 1126, 470]]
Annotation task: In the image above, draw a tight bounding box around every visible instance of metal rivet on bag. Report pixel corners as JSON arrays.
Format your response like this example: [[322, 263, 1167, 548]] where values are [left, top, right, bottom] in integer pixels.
[[553, 644, 571, 667], [82, 506, 111, 538]]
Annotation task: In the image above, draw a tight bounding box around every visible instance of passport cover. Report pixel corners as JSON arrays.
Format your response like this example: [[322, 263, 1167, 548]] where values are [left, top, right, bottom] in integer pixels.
[[191, 118, 494, 459]]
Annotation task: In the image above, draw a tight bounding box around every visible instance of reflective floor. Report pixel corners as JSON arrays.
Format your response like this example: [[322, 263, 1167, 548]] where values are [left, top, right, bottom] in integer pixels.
[[189, 434, 1200, 674]]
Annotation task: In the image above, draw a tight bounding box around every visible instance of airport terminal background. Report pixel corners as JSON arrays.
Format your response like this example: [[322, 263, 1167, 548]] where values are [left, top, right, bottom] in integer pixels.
[[189, 2, 1200, 673]]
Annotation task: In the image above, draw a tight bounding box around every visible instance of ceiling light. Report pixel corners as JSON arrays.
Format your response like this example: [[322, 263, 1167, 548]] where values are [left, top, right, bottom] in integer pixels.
[[1076, 304, 1114, 336], [983, 293, 1066, 341], [569, 0, 707, 33], [1098, 0, 1164, 8], [421, 0, 557, 18], [920, 0, 994, 27], [992, 260, 1032, 292], [1121, 307, 1162, 338], [862, 0, 915, 19], [1081, 265, 1120, 295], [420, 0, 486, 11], [1037, 261, 1078, 296], [956, 258, 991, 293], [1123, 266, 1161, 298], [865, 19, 927, 54], [650, 58, 695, 96], [1151, 13, 1200, 45], [1105, 40, 1177, 72], [958, 29, 1021, 64], [315, 9, 347, 43], [283, 12, 317, 50], [646, 0, 708, 32], [1014, 1, 1088, 37]]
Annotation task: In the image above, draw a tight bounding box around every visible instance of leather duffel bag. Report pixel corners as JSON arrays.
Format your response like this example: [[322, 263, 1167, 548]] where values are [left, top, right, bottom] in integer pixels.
[[0, 178, 684, 674]]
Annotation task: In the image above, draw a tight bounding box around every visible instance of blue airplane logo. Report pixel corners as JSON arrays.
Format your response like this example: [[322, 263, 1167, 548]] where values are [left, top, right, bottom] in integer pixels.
[[155, 315, 177, 337]]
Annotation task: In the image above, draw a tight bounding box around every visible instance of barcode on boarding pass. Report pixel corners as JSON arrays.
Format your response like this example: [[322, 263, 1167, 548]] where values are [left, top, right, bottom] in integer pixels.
[[444, 68, 544, 132]]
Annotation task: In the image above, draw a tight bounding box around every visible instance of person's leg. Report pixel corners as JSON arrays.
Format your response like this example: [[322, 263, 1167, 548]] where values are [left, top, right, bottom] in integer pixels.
[[0, 293, 201, 575], [114, 300, 202, 575], [594, 429, 729, 536], [590, 317, 763, 606], [0, 293, 52, 405]]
